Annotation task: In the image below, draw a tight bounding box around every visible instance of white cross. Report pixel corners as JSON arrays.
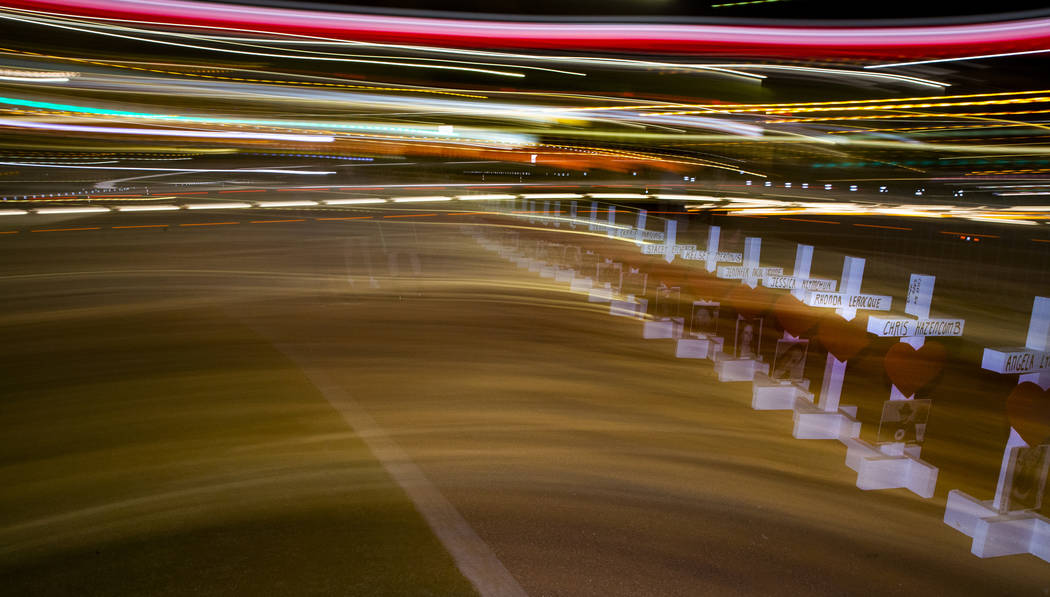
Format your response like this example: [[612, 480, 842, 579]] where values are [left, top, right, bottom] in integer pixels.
[[742, 237, 761, 289], [663, 220, 677, 263], [982, 297, 1050, 511], [817, 256, 867, 413], [880, 274, 967, 400], [704, 226, 721, 273], [790, 244, 814, 301]]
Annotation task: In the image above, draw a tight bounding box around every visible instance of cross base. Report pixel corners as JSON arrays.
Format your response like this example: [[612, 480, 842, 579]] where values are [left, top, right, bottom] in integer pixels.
[[570, 276, 593, 292], [714, 354, 770, 382], [751, 372, 813, 410], [842, 438, 937, 498], [675, 335, 723, 359], [643, 317, 684, 339], [587, 286, 614, 303], [610, 297, 647, 319], [945, 490, 1050, 561], [792, 403, 861, 440]]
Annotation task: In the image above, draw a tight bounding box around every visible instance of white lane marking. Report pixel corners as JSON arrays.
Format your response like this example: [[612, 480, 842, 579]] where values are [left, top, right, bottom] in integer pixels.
[[274, 344, 529, 597]]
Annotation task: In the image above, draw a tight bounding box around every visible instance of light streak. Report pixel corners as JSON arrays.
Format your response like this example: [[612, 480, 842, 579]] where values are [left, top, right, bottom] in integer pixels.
[[0, 209, 28, 215], [185, 202, 251, 209], [0, 161, 336, 174], [766, 108, 1050, 124], [115, 205, 179, 211], [565, 89, 1050, 114], [6, 0, 1050, 59], [0, 75, 69, 82], [391, 196, 453, 203], [0, 97, 450, 137], [0, 10, 531, 78], [0, 118, 336, 142], [867, 48, 1050, 69], [322, 198, 386, 205], [34, 206, 110, 214], [520, 193, 583, 199], [711, 0, 784, 6], [455, 194, 517, 200], [253, 200, 319, 207]]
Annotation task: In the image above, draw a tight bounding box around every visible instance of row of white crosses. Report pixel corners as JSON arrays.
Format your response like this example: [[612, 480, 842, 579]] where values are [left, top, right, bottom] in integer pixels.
[[480, 200, 1050, 562], [945, 297, 1050, 562]]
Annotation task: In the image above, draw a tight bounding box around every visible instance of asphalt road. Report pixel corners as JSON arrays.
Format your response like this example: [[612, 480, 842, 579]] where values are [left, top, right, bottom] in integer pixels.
[[1, 204, 1048, 595]]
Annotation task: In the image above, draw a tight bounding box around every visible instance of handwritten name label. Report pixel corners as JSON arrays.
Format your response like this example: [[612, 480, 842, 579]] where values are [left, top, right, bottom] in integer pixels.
[[716, 266, 784, 279], [680, 250, 743, 263], [867, 316, 965, 337], [762, 276, 837, 291], [641, 243, 696, 255], [982, 348, 1050, 374], [612, 229, 665, 241], [804, 292, 892, 311]]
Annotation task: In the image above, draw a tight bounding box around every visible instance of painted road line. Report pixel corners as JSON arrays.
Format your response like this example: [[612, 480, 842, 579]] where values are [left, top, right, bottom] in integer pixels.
[[783, 217, 840, 224], [853, 223, 912, 231], [271, 347, 529, 597], [31, 227, 101, 232], [939, 231, 1000, 238], [179, 222, 240, 227]]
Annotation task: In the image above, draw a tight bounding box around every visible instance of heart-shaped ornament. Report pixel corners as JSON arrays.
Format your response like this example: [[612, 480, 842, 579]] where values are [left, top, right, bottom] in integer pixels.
[[773, 294, 819, 337], [1007, 382, 1050, 446], [724, 284, 773, 319], [817, 314, 871, 361], [884, 341, 947, 397]]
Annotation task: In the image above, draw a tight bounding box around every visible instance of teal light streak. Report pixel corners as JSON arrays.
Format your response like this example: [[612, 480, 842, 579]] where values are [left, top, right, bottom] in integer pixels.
[[0, 96, 456, 137]]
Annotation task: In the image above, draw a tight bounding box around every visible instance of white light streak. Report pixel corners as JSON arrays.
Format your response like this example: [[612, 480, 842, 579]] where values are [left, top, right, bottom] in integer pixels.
[[0, 161, 335, 174], [0, 119, 335, 142], [520, 193, 582, 199], [392, 196, 453, 203], [185, 202, 252, 209], [867, 48, 1050, 69], [34, 206, 111, 214], [115, 205, 181, 211], [455, 194, 517, 200], [322, 198, 387, 205], [253, 200, 319, 207], [588, 193, 650, 199]]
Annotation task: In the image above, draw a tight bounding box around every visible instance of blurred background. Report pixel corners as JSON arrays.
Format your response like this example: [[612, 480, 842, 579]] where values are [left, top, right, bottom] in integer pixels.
[[1, 1, 1049, 595]]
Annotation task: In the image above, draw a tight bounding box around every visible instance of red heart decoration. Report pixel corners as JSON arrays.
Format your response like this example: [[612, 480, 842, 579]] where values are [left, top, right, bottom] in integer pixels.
[[883, 341, 947, 397], [817, 314, 871, 361], [724, 284, 773, 319], [773, 294, 819, 337], [1007, 382, 1050, 446]]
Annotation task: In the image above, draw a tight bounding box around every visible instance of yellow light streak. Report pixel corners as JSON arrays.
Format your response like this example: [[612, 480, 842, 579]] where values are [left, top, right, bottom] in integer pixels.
[[767, 108, 1050, 124]]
